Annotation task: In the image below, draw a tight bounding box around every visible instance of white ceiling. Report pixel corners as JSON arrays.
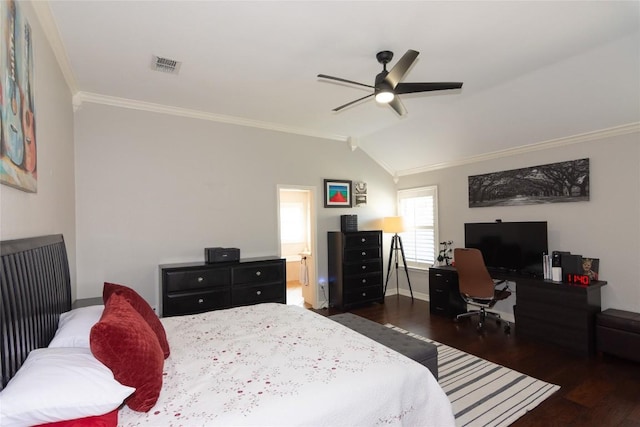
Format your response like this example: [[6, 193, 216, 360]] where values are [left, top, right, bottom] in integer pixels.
[[40, 1, 640, 176]]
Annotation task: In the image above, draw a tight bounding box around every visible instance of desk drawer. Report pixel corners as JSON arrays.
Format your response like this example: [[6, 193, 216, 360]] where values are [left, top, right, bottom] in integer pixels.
[[165, 268, 230, 292], [517, 282, 587, 309], [517, 301, 590, 330], [516, 312, 590, 355], [164, 288, 231, 317]]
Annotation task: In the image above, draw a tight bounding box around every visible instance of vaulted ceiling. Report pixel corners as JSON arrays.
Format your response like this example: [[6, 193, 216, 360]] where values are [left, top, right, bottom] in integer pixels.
[[38, 1, 639, 176]]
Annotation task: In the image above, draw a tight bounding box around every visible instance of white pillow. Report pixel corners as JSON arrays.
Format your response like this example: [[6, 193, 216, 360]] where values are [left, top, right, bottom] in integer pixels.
[[49, 305, 104, 348], [0, 347, 135, 427]]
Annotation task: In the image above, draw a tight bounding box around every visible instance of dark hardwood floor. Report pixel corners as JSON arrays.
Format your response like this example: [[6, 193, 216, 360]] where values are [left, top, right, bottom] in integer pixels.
[[317, 295, 640, 427]]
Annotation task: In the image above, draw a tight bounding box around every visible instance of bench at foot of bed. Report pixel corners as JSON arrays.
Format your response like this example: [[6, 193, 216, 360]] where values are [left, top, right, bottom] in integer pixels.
[[329, 313, 438, 380]]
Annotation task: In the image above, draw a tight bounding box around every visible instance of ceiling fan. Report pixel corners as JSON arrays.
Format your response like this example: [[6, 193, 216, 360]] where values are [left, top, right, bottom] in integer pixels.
[[318, 49, 463, 116]]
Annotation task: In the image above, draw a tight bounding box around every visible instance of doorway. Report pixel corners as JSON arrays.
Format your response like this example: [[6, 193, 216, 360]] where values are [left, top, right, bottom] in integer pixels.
[[277, 186, 317, 309]]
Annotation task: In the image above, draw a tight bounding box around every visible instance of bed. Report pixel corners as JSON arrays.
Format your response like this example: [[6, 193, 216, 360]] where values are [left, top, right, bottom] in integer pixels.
[[0, 234, 454, 426]]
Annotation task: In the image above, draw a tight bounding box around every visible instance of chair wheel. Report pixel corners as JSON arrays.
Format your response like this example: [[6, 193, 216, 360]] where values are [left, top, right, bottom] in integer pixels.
[[504, 324, 511, 334]]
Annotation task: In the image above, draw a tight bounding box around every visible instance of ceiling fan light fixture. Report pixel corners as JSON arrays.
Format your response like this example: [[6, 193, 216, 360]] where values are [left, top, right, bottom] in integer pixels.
[[375, 90, 394, 104]]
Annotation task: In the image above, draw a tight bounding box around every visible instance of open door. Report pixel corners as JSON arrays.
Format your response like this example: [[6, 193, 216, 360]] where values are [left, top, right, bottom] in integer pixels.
[[277, 185, 318, 308]]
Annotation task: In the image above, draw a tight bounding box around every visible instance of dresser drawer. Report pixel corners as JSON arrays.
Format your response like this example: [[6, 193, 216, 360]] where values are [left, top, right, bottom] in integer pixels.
[[343, 260, 382, 276], [344, 273, 382, 290], [344, 232, 381, 248], [165, 268, 230, 293], [344, 285, 383, 305], [232, 283, 285, 306], [344, 247, 381, 262], [232, 263, 284, 285], [163, 289, 231, 317]]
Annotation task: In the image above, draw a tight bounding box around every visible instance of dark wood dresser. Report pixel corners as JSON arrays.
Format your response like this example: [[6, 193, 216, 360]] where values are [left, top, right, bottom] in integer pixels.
[[159, 257, 286, 317], [328, 231, 384, 310]]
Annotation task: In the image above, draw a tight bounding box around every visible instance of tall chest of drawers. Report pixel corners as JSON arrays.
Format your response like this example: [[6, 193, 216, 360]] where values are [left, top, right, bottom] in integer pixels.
[[328, 231, 384, 310], [159, 257, 286, 317]]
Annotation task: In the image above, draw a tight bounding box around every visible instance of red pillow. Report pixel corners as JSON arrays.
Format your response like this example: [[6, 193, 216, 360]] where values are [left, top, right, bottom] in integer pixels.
[[36, 409, 118, 427], [103, 282, 170, 358], [90, 294, 164, 412]]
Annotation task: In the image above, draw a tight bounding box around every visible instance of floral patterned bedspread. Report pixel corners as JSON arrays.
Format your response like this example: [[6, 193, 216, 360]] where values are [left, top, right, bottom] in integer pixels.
[[119, 303, 454, 426]]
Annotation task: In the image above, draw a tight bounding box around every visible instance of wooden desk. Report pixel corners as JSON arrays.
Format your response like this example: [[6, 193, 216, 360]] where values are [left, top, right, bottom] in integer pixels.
[[428, 265, 607, 356]]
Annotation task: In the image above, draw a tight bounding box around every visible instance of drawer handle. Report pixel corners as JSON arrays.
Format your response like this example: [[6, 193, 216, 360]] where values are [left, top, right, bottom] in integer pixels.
[[197, 277, 204, 282], [361, 238, 366, 242], [435, 289, 444, 293], [256, 290, 262, 296], [255, 271, 261, 277], [362, 292, 367, 296], [198, 298, 204, 304], [362, 251, 366, 256], [435, 273, 443, 277], [362, 278, 367, 284], [361, 265, 366, 270]]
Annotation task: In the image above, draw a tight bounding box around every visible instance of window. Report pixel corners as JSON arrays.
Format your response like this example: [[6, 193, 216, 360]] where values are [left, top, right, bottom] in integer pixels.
[[280, 202, 306, 244], [397, 186, 438, 268]]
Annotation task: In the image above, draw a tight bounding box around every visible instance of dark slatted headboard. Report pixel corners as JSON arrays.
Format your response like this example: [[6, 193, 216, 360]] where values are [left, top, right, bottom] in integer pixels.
[[0, 234, 71, 390]]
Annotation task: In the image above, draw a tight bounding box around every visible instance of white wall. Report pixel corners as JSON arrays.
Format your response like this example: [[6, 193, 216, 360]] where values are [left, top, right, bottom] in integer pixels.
[[0, 2, 76, 297], [73, 103, 397, 307], [397, 132, 640, 313]]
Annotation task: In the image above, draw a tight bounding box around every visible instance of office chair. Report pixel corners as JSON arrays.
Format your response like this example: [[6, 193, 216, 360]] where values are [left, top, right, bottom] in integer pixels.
[[453, 248, 512, 333]]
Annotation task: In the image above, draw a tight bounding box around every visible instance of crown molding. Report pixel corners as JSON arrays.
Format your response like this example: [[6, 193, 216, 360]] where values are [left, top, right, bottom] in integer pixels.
[[395, 122, 640, 177], [31, 0, 77, 94], [74, 91, 348, 142]]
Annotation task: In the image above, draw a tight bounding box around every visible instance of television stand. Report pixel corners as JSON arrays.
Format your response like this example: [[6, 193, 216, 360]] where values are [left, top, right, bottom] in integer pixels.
[[428, 265, 607, 356]]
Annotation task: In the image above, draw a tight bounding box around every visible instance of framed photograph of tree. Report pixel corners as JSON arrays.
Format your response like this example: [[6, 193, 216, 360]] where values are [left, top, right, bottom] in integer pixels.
[[468, 158, 589, 207]]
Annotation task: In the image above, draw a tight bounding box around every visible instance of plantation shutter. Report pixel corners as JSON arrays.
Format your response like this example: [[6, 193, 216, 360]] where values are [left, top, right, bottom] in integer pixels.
[[398, 186, 438, 268]]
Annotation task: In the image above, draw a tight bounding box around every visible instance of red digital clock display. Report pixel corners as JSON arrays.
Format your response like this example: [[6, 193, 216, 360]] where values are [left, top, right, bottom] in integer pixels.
[[566, 273, 590, 286]]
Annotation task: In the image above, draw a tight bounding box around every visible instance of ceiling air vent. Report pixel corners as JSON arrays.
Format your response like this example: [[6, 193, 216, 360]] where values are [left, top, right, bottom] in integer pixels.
[[151, 55, 181, 74]]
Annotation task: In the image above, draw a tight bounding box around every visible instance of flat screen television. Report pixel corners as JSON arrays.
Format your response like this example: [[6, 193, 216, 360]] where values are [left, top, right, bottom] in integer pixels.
[[464, 221, 548, 278]]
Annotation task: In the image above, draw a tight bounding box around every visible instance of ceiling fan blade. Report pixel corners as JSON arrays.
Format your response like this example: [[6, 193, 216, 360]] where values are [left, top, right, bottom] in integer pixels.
[[394, 82, 463, 94], [318, 74, 375, 89], [333, 93, 375, 112], [385, 49, 419, 89], [388, 96, 406, 116]]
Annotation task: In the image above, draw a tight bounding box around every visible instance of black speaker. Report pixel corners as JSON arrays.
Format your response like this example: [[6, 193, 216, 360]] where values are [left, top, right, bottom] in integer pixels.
[[205, 247, 240, 263], [561, 254, 583, 276], [340, 215, 358, 232]]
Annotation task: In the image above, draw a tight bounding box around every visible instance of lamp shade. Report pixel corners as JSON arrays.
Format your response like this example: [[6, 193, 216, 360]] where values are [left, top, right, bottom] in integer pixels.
[[382, 216, 405, 234]]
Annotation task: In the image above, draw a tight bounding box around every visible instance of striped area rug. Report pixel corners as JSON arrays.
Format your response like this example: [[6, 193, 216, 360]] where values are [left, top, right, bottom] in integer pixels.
[[385, 325, 560, 427]]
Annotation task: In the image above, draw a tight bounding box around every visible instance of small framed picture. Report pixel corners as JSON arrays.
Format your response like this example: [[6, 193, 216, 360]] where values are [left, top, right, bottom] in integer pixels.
[[354, 181, 367, 207], [324, 179, 352, 208], [581, 257, 599, 281]]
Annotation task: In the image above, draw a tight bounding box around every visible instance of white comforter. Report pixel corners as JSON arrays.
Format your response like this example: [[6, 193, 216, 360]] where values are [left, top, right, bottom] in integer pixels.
[[119, 303, 454, 426]]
